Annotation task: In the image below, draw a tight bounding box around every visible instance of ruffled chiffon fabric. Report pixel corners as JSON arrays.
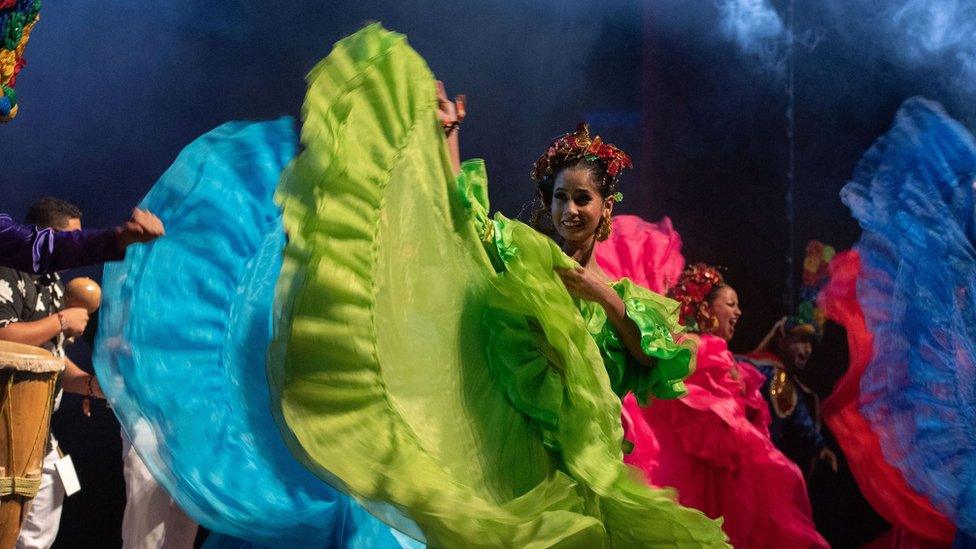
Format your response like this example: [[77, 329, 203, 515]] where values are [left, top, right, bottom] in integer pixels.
[[95, 119, 418, 547], [596, 213, 685, 484], [626, 334, 827, 548], [268, 24, 728, 548], [820, 250, 955, 545], [595, 215, 685, 294], [596, 214, 825, 546], [823, 96, 976, 542]]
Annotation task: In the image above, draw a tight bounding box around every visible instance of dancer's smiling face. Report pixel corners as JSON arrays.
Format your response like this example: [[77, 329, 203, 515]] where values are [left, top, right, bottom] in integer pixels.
[[704, 285, 741, 341], [550, 164, 612, 247]]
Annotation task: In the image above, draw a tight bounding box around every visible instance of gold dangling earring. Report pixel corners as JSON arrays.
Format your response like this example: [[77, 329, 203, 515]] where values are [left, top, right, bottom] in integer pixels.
[[596, 216, 612, 241]]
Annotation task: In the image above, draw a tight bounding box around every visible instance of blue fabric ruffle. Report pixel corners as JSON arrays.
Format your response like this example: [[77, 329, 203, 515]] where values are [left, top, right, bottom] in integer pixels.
[[95, 119, 420, 547], [842, 97, 976, 537]]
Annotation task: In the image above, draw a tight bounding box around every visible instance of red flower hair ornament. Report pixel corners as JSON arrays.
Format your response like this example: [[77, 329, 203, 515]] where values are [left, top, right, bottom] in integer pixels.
[[667, 263, 726, 333], [531, 122, 633, 189]]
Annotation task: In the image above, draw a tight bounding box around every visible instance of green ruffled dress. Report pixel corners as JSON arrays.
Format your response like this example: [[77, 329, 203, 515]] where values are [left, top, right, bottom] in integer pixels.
[[269, 23, 729, 548]]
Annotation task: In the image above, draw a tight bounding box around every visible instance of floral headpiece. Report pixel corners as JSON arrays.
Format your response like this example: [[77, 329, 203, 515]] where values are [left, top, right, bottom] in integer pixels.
[[667, 263, 726, 333], [786, 241, 834, 339], [0, 0, 42, 122], [531, 122, 633, 194]]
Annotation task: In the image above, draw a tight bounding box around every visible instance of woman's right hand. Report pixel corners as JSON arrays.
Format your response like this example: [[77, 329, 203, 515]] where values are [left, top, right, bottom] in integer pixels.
[[58, 307, 89, 337], [555, 266, 617, 305]]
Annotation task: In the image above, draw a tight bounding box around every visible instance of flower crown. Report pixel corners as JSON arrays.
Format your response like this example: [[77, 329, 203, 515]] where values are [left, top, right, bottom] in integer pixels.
[[0, 0, 42, 122], [667, 263, 725, 333], [531, 122, 633, 189]]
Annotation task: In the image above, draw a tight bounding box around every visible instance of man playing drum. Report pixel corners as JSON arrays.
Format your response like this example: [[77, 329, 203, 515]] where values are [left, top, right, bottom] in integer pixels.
[[0, 198, 106, 548]]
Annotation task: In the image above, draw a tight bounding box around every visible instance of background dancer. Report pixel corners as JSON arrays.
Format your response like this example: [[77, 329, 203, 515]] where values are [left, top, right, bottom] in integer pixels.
[[740, 306, 839, 476], [819, 97, 976, 547], [621, 260, 827, 547]]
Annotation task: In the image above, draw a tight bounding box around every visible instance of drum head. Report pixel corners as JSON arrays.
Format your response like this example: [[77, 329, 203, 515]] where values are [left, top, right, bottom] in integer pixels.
[[0, 341, 53, 358], [0, 341, 60, 373]]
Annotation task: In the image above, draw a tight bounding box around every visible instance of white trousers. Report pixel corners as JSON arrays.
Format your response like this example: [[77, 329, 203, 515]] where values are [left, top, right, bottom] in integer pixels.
[[121, 435, 197, 549], [15, 444, 64, 549]]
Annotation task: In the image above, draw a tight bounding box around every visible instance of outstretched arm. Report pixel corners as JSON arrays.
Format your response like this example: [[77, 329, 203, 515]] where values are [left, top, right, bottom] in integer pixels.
[[0, 209, 165, 274], [753, 316, 787, 353], [0, 214, 119, 274]]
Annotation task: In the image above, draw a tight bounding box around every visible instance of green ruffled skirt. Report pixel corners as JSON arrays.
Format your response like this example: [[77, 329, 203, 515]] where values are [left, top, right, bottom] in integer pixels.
[[269, 23, 728, 548]]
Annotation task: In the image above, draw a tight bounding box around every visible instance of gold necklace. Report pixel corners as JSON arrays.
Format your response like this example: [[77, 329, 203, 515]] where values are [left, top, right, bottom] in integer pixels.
[[769, 368, 798, 418]]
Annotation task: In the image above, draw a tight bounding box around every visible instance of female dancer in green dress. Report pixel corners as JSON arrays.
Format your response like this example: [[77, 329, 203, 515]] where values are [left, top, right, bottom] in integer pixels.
[[524, 122, 694, 404], [270, 23, 729, 548]]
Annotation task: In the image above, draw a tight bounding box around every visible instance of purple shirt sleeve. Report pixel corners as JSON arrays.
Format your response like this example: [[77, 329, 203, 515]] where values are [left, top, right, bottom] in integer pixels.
[[0, 213, 124, 274]]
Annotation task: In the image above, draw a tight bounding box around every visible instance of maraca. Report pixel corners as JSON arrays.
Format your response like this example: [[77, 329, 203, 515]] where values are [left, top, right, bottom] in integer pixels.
[[65, 277, 102, 416], [65, 277, 101, 313]]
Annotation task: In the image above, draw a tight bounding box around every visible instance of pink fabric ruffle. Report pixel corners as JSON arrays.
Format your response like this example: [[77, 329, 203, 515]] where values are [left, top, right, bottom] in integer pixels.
[[595, 215, 684, 294], [625, 334, 827, 548]]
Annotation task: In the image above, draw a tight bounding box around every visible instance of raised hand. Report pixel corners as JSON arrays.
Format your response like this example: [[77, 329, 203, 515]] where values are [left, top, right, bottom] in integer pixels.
[[818, 447, 839, 473], [435, 80, 465, 135]]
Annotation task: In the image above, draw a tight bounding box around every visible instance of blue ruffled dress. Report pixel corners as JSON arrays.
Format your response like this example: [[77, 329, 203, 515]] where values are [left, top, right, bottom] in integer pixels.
[[95, 118, 421, 547], [842, 97, 976, 538]]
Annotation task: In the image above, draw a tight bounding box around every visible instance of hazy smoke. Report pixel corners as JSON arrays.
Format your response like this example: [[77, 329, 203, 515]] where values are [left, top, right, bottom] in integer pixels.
[[716, 0, 789, 71], [882, 0, 976, 93], [714, 0, 976, 113]]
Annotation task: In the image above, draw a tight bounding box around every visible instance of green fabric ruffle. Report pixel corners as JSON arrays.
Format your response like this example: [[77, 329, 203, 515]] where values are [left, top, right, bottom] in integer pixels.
[[580, 279, 694, 404], [271, 23, 727, 548]]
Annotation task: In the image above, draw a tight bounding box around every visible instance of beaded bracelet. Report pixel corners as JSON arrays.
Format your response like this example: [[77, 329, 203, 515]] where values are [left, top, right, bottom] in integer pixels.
[[442, 120, 461, 136]]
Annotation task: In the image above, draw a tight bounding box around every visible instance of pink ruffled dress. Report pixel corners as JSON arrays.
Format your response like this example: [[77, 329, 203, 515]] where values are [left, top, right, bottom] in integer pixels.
[[597, 215, 828, 548], [624, 336, 827, 548]]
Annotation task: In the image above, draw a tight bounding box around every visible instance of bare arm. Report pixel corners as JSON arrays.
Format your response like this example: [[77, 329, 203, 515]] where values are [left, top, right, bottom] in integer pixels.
[[753, 316, 787, 353], [435, 81, 465, 175], [0, 307, 88, 346], [62, 357, 104, 399], [0, 315, 61, 347], [445, 124, 461, 175]]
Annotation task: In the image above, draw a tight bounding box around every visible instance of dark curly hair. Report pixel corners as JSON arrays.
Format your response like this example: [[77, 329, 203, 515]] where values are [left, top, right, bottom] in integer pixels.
[[25, 197, 82, 230]]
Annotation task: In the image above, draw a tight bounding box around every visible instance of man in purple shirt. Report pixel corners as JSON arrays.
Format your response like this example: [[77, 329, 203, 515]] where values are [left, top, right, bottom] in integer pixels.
[[0, 208, 165, 274]]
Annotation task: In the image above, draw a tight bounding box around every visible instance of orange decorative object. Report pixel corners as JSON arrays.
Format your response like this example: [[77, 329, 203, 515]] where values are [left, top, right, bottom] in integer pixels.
[[65, 277, 101, 313]]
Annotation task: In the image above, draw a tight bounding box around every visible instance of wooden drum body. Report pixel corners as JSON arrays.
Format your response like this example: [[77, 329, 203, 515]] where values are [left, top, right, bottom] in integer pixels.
[[0, 341, 62, 547]]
